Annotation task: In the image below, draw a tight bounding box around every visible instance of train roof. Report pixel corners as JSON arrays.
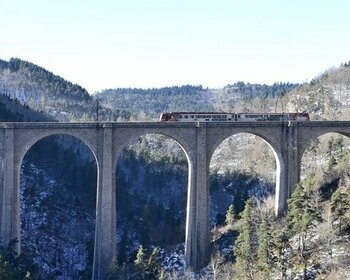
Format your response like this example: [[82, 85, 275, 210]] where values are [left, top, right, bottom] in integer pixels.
[[163, 112, 229, 114], [162, 112, 308, 115]]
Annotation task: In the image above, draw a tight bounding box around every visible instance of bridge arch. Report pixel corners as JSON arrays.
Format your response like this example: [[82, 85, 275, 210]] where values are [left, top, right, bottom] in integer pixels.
[[208, 129, 283, 162], [113, 131, 191, 263], [16, 130, 99, 167], [113, 129, 193, 170], [208, 129, 285, 216], [19, 133, 98, 278]]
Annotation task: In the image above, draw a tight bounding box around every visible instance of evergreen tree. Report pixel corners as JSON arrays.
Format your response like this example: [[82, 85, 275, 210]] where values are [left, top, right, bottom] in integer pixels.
[[257, 214, 273, 279], [108, 257, 118, 280], [0, 240, 38, 280], [287, 179, 322, 278], [331, 179, 350, 233], [225, 204, 236, 227], [234, 198, 258, 279], [108, 257, 126, 280], [271, 224, 290, 279], [146, 247, 161, 279], [134, 245, 147, 279]]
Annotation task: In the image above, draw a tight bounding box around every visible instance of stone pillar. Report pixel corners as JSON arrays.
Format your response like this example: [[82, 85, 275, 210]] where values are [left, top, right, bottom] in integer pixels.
[[275, 124, 300, 216], [0, 127, 20, 251], [92, 125, 116, 280], [185, 125, 210, 271]]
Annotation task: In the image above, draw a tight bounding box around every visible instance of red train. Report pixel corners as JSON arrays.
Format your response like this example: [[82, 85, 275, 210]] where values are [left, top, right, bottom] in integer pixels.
[[160, 112, 310, 122]]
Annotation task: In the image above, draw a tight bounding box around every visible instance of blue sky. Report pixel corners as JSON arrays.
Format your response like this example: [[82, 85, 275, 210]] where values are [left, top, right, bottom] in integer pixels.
[[0, 0, 349, 93]]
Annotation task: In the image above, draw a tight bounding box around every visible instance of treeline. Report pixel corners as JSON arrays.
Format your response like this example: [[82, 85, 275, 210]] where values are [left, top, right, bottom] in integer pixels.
[[97, 85, 214, 120], [97, 82, 299, 120], [0, 94, 53, 122], [223, 81, 299, 100]]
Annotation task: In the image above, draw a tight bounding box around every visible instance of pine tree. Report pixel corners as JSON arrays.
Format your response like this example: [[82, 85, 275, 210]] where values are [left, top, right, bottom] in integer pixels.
[[147, 247, 161, 279], [287, 179, 322, 278], [134, 245, 147, 279], [234, 198, 258, 279], [225, 203, 236, 227], [331, 180, 350, 233], [271, 224, 290, 279], [257, 214, 273, 279], [134, 245, 147, 267], [108, 257, 118, 280], [0, 240, 37, 280]]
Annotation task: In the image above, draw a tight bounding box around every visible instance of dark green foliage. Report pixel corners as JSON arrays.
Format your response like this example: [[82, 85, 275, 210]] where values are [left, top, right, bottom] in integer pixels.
[[288, 179, 322, 239], [0, 94, 53, 122], [132, 246, 162, 280], [5, 58, 90, 101], [287, 179, 322, 278], [270, 224, 290, 279], [108, 257, 127, 280], [257, 214, 273, 279], [146, 247, 162, 279], [225, 204, 236, 226], [210, 170, 273, 225], [0, 240, 39, 280], [330, 178, 350, 233], [134, 245, 148, 279], [234, 198, 258, 279]]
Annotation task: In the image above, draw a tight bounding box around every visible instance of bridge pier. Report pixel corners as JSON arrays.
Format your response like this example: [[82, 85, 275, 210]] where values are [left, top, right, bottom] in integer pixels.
[[275, 124, 300, 215], [185, 126, 211, 271], [0, 127, 21, 252], [92, 125, 116, 280]]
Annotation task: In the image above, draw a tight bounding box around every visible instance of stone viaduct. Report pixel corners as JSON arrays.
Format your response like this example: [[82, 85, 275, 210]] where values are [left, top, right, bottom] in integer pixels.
[[1, 121, 350, 279]]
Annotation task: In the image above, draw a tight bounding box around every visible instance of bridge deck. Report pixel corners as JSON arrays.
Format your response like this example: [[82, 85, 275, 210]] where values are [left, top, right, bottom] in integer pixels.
[[1, 121, 350, 129]]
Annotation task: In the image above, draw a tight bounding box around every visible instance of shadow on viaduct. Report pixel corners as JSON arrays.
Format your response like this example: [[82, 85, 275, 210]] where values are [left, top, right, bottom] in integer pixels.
[[1, 121, 350, 279]]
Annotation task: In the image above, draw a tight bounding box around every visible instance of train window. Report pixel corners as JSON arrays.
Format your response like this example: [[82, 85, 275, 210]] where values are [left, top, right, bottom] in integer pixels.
[[191, 115, 194, 118], [184, 115, 188, 118], [179, 115, 183, 118]]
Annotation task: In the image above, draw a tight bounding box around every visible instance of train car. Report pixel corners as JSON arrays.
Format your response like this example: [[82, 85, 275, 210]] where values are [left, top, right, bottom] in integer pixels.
[[159, 112, 310, 122], [237, 112, 310, 121], [160, 112, 236, 122]]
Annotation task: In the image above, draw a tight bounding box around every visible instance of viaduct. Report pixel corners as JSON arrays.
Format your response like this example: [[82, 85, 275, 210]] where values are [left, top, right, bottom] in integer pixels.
[[1, 121, 350, 279]]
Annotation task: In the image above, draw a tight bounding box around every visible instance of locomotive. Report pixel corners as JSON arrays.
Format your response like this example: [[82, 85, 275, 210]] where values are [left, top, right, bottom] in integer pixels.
[[159, 112, 310, 122]]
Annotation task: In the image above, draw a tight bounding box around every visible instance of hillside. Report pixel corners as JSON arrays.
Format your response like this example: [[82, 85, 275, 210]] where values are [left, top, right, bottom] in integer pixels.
[[0, 94, 53, 122], [97, 82, 299, 120], [0, 58, 131, 121], [285, 63, 350, 120], [1, 58, 350, 279]]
